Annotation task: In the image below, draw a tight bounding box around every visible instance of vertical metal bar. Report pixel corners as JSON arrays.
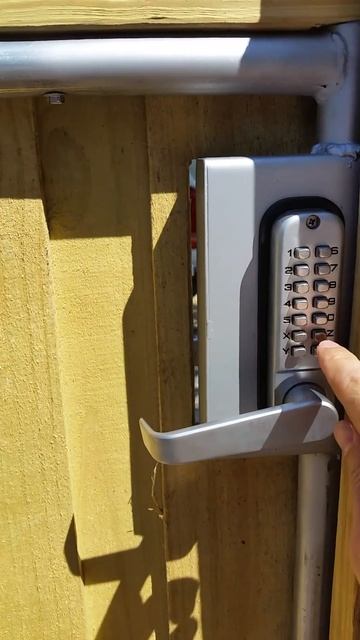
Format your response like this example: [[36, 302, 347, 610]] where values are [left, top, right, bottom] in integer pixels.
[[295, 21, 360, 640], [318, 22, 360, 144], [293, 454, 340, 640]]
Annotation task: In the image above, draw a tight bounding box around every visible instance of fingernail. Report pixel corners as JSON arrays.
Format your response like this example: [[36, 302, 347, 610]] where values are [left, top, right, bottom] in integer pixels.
[[335, 420, 355, 454], [317, 340, 339, 349]]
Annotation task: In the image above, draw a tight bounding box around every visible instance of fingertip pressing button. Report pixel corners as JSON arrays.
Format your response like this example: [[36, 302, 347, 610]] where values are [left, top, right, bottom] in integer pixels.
[[311, 329, 327, 342]]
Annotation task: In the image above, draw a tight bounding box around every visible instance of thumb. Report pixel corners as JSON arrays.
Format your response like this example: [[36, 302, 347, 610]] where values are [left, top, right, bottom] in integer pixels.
[[317, 340, 360, 435], [318, 340, 360, 582]]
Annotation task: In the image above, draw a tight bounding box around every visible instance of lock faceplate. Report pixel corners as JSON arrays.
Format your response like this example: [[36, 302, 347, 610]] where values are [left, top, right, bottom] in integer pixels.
[[196, 155, 358, 418], [269, 209, 344, 400]]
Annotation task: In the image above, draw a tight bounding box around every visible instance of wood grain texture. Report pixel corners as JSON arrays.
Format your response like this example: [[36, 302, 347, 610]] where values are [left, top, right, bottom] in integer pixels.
[[146, 94, 316, 638], [0, 99, 85, 639], [0, 0, 358, 30], [329, 468, 358, 640], [2, 89, 351, 638], [330, 242, 360, 640], [35, 95, 169, 639]]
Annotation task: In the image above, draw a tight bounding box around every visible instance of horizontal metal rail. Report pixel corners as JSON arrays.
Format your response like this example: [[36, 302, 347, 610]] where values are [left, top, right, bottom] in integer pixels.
[[0, 33, 343, 99], [0, 22, 358, 142]]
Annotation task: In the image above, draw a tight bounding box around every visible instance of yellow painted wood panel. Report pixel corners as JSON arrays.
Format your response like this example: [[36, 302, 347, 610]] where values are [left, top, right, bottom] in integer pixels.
[[0, 99, 86, 639], [329, 469, 358, 639], [0, 0, 358, 30], [330, 244, 360, 640], [146, 94, 316, 638], [35, 95, 169, 639]]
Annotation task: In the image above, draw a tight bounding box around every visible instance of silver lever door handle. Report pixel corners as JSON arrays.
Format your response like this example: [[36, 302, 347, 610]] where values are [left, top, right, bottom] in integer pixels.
[[139, 385, 338, 464]]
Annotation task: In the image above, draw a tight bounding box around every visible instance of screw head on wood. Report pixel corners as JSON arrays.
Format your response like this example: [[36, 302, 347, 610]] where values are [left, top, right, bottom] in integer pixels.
[[44, 92, 65, 105]]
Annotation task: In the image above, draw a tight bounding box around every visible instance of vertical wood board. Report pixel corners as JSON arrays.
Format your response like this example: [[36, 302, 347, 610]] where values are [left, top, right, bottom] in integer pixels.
[[330, 226, 360, 640], [35, 95, 169, 639], [0, 99, 85, 639], [146, 94, 316, 638]]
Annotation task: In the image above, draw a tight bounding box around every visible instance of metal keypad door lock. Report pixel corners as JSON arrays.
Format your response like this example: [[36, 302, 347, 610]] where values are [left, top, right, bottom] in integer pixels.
[[140, 155, 360, 640], [268, 209, 343, 401], [131, 19, 360, 640], [140, 206, 345, 462]]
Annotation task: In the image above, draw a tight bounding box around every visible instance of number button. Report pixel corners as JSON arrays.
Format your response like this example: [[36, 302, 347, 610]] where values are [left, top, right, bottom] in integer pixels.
[[315, 245, 331, 258], [313, 296, 328, 309], [315, 263, 331, 276], [294, 247, 310, 260], [292, 314, 307, 327], [314, 280, 329, 293], [292, 330, 307, 342], [311, 329, 327, 342], [291, 346, 306, 357], [294, 264, 310, 277], [312, 312, 328, 325], [292, 298, 308, 310], [293, 281, 309, 294]]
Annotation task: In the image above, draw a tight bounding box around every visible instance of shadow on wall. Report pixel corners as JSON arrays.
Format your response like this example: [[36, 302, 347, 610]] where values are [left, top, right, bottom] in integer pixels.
[[34, 89, 316, 639], [35, 94, 200, 639], [64, 519, 199, 639]]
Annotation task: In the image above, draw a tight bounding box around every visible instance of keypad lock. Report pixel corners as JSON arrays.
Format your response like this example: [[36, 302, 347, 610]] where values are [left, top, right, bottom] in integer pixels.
[[139, 206, 345, 463], [139, 156, 358, 640], [139, 151, 358, 462], [269, 209, 343, 398]]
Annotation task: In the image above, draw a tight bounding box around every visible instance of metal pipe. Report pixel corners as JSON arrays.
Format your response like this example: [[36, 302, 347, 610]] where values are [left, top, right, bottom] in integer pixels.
[[318, 22, 360, 143], [293, 454, 340, 640], [0, 33, 343, 98]]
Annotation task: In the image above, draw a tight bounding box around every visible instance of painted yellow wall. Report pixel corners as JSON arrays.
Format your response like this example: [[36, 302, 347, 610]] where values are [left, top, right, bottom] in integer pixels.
[[1, 5, 359, 636]]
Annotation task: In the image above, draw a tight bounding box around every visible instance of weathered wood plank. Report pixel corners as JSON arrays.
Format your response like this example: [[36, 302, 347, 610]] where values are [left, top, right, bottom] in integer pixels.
[[35, 95, 169, 639], [330, 469, 358, 640], [330, 263, 360, 640], [0, 99, 85, 639], [0, 0, 358, 30], [146, 94, 316, 638]]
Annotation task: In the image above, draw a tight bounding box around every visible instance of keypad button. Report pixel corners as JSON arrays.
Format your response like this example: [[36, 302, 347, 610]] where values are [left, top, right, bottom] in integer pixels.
[[292, 345, 306, 357], [315, 263, 331, 276], [292, 298, 308, 310], [294, 264, 310, 277], [294, 246, 310, 260], [312, 329, 327, 341], [311, 344, 318, 356], [314, 280, 329, 293], [312, 312, 328, 325], [315, 245, 331, 259], [313, 296, 328, 309], [292, 314, 307, 327], [292, 330, 307, 342], [293, 281, 309, 294]]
